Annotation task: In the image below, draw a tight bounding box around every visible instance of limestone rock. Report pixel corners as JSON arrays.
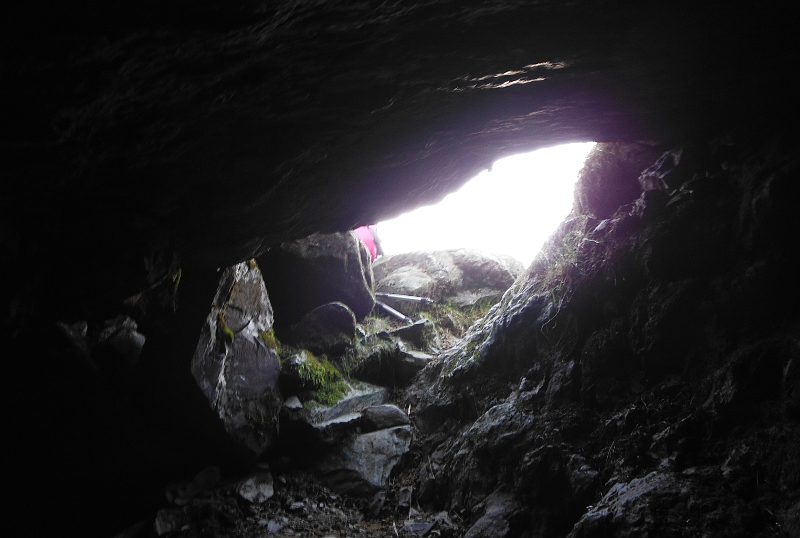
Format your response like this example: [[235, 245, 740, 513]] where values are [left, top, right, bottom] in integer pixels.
[[258, 232, 375, 330], [290, 302, 357, 355], [191, 262, 282, 458]]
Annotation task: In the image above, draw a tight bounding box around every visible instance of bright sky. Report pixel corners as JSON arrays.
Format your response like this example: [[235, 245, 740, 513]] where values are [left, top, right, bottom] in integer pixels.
[[376, 142, 595, 267]]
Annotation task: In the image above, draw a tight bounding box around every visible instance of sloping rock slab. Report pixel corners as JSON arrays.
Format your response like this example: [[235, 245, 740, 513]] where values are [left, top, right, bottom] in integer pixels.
[[568, 472, 685, 538], [316, 426, 413, 495], [191, 262, 282, 458], [464, 492, 521, 538], [307, 381, 390, 424], [373, 249, 522, 315], [280, 381, 390, 447], [258, 232, 375, 329]]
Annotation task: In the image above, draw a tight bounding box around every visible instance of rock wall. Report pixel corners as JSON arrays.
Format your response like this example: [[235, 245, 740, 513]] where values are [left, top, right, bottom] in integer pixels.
[[406, 138, 800, 537]]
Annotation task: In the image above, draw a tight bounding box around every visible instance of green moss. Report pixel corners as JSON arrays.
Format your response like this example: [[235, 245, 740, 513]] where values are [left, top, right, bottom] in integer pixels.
[[298, 352, 348, 406], [173, 268, 182, 292], [258, 328, 281, 353], [218, 311, 235, 342]]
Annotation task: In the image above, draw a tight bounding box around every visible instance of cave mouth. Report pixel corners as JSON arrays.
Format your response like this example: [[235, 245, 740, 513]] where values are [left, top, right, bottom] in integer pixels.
[[375, 142, 596, 267]]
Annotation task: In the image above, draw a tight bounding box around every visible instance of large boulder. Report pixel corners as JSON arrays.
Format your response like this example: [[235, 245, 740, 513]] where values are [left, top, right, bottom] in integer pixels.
[[258, 232, 375, 333], [191, 261, 282, 458], [373, 249, 523, 315], [316, 425, 413, 496], [289, 301, 357, 356]]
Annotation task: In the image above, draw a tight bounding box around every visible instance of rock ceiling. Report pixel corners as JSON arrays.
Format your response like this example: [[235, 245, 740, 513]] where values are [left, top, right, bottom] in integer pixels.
[[2, 1, 795, 324]]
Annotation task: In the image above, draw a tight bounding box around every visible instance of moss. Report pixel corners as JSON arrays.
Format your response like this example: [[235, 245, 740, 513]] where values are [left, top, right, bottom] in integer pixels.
[[298, 352, 348, 406], [218, 311, 235, 342], [258, 328, 281, 353], [173, 267, 182, 292]]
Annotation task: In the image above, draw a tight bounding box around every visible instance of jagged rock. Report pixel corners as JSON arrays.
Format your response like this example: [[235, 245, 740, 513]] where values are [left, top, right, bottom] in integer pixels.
[[290, 302, 357, 355], [258, 232, 375, 331], [567, 472, 684, 538], [373, 249, 523, 315], [191, 262, 282, 458], [463, 492, 520, 538], [280, 380, 389, 448], [316, 426, 413, 495], [237, 471, 274, 504], [93, 315, 146, 381], [361, 404, 410, 433], [350, 342, 433, 388]]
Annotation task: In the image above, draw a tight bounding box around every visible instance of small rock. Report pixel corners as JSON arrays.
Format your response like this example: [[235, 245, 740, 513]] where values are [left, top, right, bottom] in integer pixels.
[[285, 395, 303, 409], [237, 471, 274, 503], [154, 508, 186, 536]]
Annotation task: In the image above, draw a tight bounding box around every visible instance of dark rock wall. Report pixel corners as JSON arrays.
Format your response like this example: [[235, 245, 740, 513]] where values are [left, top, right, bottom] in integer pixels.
[[407, 137, 800, 537]]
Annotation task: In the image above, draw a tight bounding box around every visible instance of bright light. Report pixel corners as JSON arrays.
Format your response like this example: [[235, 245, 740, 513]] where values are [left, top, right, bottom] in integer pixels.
[[376, 142, 595, 267]]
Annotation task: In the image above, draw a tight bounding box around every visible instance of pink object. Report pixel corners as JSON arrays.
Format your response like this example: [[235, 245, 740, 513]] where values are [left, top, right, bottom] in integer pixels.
[[354, 226, 377, 261]]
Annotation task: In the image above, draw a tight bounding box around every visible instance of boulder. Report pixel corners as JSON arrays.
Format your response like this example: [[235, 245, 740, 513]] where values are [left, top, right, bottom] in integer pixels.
[[388, 318, 439, 350], [361, 404, 410, 432], [290, 301, 357, 355], [257, 232, 375, 331], [351, 342, 433, 388], [373, 249, 523, 315], [191, 262, 282, 458], [237, 471, 275, 504], [316, 426, 413, 495]]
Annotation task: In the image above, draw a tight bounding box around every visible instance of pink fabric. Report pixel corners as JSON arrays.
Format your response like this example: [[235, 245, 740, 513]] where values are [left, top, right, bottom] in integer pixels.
[[354, 226, 377, 261]]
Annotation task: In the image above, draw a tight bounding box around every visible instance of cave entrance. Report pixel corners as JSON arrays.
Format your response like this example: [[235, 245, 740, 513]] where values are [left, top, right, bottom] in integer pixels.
[[376, 142, 595, 267]]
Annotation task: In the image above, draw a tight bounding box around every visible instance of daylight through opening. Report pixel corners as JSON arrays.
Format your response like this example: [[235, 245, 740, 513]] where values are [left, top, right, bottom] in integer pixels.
[[376, 142, 596, 267]]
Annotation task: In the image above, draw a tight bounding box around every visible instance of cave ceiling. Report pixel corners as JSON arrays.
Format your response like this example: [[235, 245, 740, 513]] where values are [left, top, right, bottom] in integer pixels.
[[2, 1, 795, 319]]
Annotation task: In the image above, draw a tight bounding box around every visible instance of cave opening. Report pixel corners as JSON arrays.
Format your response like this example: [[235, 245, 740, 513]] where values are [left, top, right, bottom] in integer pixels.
[[375, 142, 596, 267]]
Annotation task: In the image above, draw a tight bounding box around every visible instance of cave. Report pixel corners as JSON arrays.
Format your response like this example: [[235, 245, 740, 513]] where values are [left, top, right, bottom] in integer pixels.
[[4, 2, 799, 537]]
